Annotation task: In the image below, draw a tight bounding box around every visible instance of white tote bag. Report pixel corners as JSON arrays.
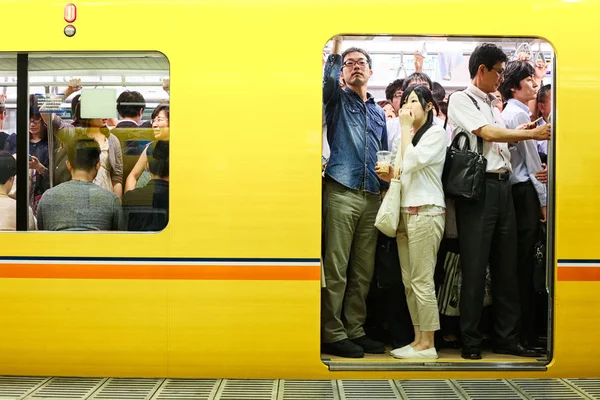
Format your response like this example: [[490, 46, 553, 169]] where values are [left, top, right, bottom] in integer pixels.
[[374, 150, 402, 237]]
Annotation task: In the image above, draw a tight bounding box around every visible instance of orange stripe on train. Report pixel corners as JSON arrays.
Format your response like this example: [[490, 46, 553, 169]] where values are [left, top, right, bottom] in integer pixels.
[[557, 266, 600, 281], [0, 264, 321, 280]]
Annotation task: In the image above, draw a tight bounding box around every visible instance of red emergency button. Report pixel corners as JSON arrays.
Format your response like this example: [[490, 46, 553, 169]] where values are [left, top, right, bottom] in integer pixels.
[[65, 3, 77, 23]]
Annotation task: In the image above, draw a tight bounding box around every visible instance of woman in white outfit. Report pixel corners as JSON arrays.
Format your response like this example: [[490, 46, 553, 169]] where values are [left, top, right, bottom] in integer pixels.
[[376, 85, 446, 359]]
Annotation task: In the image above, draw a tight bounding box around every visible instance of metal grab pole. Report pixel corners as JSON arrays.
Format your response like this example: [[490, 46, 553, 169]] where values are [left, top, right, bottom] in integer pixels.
[[47, 116, 54, 188]]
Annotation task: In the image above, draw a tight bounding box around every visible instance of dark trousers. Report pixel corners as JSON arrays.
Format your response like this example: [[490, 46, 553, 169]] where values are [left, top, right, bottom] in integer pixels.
[[512, 181, 541, 344], [455, 177, 520, 348]]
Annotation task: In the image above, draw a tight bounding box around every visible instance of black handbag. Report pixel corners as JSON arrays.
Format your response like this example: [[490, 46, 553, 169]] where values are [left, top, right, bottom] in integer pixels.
[[533, 223, 547, 293], [442, 93, 487, 201]]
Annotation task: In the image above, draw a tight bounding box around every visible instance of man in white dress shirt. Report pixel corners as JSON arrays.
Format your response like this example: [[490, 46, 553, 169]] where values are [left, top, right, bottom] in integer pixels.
[[447, 43, 551, 360], [500, 61, 547, 352]]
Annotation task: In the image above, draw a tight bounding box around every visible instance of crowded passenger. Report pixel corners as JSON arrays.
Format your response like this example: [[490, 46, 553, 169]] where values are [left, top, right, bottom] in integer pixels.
[[377, 100, 396, 120], [122, 140, 169, 231], [447, 43, 551, 359], [377, 85, 447, 359], [500, 61, 547, 352], [321, 36, 388, 358], [0, 151, 36, 230], [36, 139, 121, 231], [125, 104, 169, 191]]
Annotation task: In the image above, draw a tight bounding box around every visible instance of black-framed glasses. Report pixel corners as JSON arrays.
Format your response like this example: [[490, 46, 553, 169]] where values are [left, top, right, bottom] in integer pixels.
[[342, 59, 369, 68]]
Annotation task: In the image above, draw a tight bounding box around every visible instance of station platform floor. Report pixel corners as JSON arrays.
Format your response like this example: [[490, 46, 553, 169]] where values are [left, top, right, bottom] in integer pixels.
[[1, 376, 600, 400]]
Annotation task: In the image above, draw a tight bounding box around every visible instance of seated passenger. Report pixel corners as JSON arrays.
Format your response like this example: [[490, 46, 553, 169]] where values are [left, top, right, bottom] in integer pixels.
[[122, 140, 169, 231], [0, 151, 36, 230], [37, 139, 121, 231], [125, 104, 169, 191]]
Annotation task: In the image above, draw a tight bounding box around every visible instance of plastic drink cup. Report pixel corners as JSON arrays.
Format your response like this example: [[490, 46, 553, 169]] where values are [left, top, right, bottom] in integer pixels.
[[376, 151, 392, 174]]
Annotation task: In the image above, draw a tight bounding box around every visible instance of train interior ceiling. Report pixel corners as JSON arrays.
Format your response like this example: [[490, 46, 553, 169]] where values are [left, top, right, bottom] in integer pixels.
[[322, 36, 554, 99], [321, 36, 554, 369]]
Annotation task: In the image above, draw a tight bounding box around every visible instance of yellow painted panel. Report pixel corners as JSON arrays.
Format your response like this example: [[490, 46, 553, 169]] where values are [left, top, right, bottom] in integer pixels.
[[0, 0, 598, 378]]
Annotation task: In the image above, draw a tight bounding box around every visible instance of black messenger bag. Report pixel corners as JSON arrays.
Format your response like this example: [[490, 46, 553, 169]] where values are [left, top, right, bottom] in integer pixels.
[[442, 93, 487, 201]]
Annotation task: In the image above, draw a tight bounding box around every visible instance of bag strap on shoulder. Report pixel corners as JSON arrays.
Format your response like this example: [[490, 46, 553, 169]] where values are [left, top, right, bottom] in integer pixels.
[[446, 90, 484, 154]]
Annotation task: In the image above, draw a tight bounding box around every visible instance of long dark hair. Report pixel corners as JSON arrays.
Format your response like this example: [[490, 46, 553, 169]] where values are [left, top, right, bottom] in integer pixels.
[[399, 84, 435, 146]]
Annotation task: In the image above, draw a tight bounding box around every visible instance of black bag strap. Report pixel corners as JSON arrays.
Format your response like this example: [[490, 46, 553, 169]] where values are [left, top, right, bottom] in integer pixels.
[[445, 91, 484, 155]]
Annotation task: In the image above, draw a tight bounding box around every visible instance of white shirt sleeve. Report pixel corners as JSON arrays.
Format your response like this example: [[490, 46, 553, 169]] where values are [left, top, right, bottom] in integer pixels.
[[448, 92, 489, 135], [402, 125, 447, 175]]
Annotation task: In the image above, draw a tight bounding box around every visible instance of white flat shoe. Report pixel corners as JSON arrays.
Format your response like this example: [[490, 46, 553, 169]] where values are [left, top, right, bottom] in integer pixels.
[[395, 347, 439, 359], [390, 345, 412, 358]]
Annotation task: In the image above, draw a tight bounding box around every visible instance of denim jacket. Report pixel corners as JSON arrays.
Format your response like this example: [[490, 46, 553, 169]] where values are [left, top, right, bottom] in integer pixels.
[[323, 54, 388, 194]]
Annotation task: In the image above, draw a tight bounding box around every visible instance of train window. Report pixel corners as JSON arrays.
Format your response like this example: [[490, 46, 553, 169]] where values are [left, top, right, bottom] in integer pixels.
[[0, 51, 169, 232], [321, 36, 555, 367]]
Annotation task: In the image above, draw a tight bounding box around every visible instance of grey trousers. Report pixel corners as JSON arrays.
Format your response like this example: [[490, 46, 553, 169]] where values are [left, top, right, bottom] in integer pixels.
[[321, 179, 380, 343]]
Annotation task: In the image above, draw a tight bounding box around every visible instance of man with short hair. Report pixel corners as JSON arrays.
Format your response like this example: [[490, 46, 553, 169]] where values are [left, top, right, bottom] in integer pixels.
[[447, 43, 551, 360], [536, 84, 551, 161], [500, 61, 547, 351], [385, 79, 404, 115], [401, 72, 433, 91], [122, 140, 169, 231], [37, 139, 121, 231], [113, 91, 154, 185], [321, 36, 387, 358]]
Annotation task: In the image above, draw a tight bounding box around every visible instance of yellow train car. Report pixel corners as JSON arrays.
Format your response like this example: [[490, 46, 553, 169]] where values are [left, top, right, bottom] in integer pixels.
[[0, 0, 598, 380]]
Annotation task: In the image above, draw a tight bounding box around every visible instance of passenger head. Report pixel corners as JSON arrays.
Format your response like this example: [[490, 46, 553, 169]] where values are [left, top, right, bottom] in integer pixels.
[[151, 104, 170, 140], [29, 94, 47, 138], [147, 140, 169, 179], [469, 43, 508, 94], [377, 100, 396, 120], [491, 90, 504, 112], [537, 84, 552, 122], [432, 82, 446, 105], [0, 99, 6, 128], [500, 61, 538, 103], [116, 90, 146, 121], [0, 151, 16, 192], [385, 79, 404, 112], [400, 85, 435, 130], [402, 72, 432, 91], [71, 94, 81, 126], [341, 47, 373, 88], [66, 138, 101, 176]]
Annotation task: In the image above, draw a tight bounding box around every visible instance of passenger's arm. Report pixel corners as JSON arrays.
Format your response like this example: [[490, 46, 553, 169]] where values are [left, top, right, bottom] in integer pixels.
[[474, 123, 551, 143], [125, 148, 148, 192], [110, 135, 124, 199], [323, 36, 343, 107]]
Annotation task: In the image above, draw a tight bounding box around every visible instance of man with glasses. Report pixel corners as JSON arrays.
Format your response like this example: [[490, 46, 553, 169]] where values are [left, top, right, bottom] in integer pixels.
[[321, 36, 387, 358], [447, 43, 551, 360]]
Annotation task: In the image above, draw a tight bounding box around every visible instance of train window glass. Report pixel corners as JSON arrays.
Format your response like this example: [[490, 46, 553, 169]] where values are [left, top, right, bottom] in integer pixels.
[[0, 55, 18, 231], [0, 51, 169, 232], [321, 36, 554, 366]]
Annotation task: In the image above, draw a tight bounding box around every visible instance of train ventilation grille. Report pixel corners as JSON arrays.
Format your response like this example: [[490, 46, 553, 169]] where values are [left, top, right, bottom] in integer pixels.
[[214, 379, 278, 400], [88, 378, 162, 400], [453, 379, 525, 399], [396, 379, 462, 399], [153, 379, 220, 400], [338, 380, 400, 399], [511, 379, 589, 399], [0, 376, 49, 399], [23, 377, 105, 399], [566, 379, 600, 399], [278, 380, 338, 400]]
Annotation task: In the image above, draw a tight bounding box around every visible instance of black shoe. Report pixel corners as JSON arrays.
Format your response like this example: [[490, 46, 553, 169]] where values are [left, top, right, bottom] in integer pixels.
[[322, 339, 364, 358], [350, 335, 385, 354], [461, 346, 482, 360], [522, 341, 548, 354], [493, 343, 542, 357]]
